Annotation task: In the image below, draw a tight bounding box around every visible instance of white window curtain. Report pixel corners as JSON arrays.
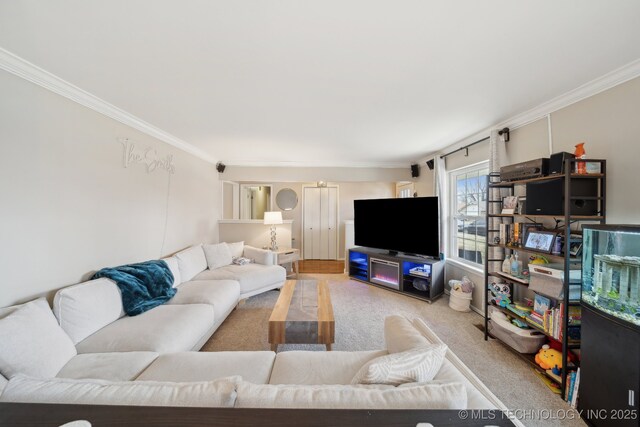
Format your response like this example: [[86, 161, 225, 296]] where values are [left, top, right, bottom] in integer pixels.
[[434, 156, 447, 259], [488, 129, 508, 285]]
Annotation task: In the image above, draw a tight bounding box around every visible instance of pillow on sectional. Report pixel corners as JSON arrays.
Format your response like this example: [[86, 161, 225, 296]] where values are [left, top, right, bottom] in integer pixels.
[[0, 299, 77, 379], [203, 243, 233, 270], [243, 246, 274, 266], [0, 374, 240, 408], [235, 380, 466, 409], [351, 343, 447, 386], [384, 315, 430, 353], [53, 278, 124, 345], [175, 245, 207, 282], [161, 256, 181, 287], [227, 241, 245, 258]]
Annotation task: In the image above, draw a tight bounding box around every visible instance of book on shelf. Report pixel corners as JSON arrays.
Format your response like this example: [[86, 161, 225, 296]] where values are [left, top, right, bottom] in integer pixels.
[[570, 368, 580, 408], [533, 294, 552, 315]]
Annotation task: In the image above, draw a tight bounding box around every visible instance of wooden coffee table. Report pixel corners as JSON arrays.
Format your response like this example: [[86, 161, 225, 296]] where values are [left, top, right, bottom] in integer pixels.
[[268, 280, 335, 351]]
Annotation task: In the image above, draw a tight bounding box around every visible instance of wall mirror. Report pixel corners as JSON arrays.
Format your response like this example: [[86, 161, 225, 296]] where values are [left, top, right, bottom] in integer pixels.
[[240, 184, 272, 220], [276, 188, 298, 211]]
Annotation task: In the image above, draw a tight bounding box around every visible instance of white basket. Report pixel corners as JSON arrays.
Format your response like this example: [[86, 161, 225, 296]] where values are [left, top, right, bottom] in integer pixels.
[[449, 288, 473, 312]]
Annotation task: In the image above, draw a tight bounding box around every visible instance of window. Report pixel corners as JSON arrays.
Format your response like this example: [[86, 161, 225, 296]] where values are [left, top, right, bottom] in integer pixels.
[[449, 162, 489, 266]]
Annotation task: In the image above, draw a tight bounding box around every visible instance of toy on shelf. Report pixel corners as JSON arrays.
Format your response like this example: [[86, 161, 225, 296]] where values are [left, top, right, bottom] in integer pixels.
[[535, 344, 563, 371], [529, 255, 549, 265], [488, 282, 511, 307]]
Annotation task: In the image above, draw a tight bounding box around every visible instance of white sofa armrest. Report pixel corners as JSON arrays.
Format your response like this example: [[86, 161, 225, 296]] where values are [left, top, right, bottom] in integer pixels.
[[243, 246, 275, 266]]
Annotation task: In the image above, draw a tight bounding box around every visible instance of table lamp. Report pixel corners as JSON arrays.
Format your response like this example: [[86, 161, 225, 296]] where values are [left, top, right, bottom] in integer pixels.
[[263, 211, 283, 251]]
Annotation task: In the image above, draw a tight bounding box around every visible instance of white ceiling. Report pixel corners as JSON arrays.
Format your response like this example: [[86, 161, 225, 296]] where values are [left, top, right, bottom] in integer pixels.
[[1, 1, 640, 167]]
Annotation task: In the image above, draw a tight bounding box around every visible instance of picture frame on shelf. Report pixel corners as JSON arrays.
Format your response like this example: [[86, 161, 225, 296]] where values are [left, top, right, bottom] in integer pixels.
[[501, 196, 519, 214], [564, 234, 583, 257], [523, 230, 557, 253], [523, 223, 543, 243]]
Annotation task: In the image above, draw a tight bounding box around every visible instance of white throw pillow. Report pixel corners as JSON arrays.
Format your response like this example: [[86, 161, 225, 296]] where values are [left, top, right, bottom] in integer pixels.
[[351, 344, 447, 386], [227, 241, 245, 258], [161, 256, 182, 287], [384, 315, 430, 353], [0, 374, 240, 408], [175, 244, 207, 281], [53, 278, 124, 345], [243, 246, 274, 266], [235, 380, 466, 409], [203, 243, 233, 270], [0, 300, 77, 379]]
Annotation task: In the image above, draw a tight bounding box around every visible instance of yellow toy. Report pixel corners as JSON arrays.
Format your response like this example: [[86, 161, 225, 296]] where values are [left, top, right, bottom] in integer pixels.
[[529, 255, 549, 265], [535, 344, 563, 370]]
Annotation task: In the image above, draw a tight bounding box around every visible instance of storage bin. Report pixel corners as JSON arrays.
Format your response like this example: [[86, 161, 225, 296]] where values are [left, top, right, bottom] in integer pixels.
[[449, 288, 472, 312], [529, 262, 581, 299], [488, 307, 546, 353]]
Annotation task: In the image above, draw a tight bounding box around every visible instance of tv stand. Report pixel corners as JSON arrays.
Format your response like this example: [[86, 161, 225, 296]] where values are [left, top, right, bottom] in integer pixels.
[[348, 247, 444, 302]]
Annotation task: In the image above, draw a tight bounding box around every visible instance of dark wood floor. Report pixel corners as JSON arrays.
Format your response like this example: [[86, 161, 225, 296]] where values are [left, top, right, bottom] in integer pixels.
[[298, 259, 345, 274]]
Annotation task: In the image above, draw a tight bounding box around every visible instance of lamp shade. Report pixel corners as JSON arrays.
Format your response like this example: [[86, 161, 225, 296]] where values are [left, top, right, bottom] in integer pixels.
[[263, 211, 283, 225]]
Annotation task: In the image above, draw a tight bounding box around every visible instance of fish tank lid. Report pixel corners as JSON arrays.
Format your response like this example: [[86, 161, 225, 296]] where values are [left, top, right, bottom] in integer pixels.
[[583, 224, 640, 233]]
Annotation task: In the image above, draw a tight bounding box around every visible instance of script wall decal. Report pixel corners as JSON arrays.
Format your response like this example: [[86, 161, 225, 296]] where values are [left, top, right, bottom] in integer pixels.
[[118, 138, 175, 174]]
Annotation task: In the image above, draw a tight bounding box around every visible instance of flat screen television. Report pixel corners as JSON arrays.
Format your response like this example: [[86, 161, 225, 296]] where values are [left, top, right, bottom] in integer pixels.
[[354, 197, 440, 258]]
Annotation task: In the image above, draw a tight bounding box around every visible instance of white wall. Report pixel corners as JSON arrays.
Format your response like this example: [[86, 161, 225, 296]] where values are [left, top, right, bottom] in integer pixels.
[[0, 70, 220, 306], [218, 220, 293, 250]]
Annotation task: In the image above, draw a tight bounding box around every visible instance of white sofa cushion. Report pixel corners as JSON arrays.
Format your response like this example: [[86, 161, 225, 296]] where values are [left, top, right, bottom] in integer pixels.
[[137, 351, 276, 384], [203, 243, 233, 270], [385, 315, 430, 353], [0, 299, 77, 379], [194, 264, 285, 295], [161, 256, 182, 287], [175, 245, 207, 282], [351, 344, 447, 386], [53, 278, 124, 345], [269, 350, 387, 385], [168, 280, 240, 323], [243, 245, 275, 265], [235, 380, 467, 409], [75, 304, 215, 354], [227, 241, 244, 258], [57, 352, 159, 381], [0, 374, 239, 408]]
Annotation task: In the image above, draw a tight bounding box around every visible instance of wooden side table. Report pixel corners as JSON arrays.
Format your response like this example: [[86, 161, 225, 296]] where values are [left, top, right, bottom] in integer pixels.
[[274, 248, 300, 278]]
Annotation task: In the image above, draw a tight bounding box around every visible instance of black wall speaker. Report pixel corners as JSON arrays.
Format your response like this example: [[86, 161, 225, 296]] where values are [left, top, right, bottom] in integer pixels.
[[216, 162, 226, 173], [525, 178, 598, 216], [411, 164, 420, 178], [426, 159, 435, 170], [549, 152, 575, 175]]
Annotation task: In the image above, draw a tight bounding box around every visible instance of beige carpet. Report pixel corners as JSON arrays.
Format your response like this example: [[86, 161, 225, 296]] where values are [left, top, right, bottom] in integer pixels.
[[201, 274, 586, 427]]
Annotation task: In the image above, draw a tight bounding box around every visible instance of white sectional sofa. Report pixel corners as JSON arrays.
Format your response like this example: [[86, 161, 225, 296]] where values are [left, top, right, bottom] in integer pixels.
[[0, 243, 520, 422], [48, 242, 286, 355], [0, 289, 512, 415]]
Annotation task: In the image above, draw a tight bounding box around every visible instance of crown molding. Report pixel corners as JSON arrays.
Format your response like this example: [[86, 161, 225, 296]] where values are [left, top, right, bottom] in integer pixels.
[[0, 47, 216, 165], [432, 58, 640, 159], [497, 58, 640, 130]]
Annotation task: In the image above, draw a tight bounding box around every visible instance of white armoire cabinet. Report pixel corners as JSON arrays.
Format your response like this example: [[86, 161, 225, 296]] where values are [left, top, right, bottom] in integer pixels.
[[303, 186, 338, 260]]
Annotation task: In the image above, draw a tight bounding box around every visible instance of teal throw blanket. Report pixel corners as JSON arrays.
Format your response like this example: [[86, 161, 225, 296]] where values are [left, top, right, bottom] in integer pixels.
[[92, 260, 176, 316]]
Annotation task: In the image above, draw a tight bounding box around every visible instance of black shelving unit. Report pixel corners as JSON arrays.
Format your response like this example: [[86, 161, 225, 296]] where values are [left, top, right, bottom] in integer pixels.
[[484, 158, 606, 400]]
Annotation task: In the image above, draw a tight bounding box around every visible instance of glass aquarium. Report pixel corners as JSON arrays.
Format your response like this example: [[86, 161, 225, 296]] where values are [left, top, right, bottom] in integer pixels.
[[581, 225, 640, 328]]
